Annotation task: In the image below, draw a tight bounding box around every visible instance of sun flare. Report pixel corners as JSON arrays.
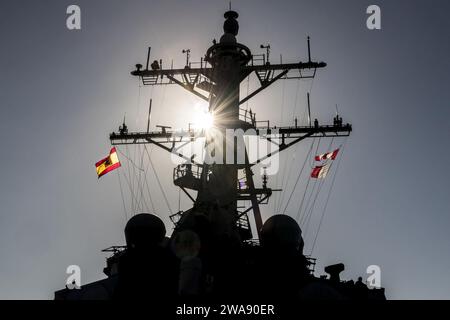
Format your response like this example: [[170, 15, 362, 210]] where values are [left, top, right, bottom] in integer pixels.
[[193, 105, 214, 130]]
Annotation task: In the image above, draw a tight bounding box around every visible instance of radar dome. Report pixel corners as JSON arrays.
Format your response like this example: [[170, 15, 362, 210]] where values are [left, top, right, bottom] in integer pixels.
[[124, 213, 166, 249], [260, 214, 304, 252]]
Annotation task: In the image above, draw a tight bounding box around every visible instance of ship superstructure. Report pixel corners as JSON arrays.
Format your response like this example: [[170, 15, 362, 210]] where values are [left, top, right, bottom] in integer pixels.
[[55, 8, 386, 301]]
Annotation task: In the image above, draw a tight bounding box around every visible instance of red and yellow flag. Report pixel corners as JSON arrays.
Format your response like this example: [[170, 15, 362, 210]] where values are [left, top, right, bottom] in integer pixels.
[[95, 147, 121, 178]]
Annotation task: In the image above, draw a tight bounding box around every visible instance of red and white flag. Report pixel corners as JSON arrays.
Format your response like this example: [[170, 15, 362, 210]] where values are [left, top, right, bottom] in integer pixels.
[[315, 148, 339, 162], [311, 163, 331, 179]]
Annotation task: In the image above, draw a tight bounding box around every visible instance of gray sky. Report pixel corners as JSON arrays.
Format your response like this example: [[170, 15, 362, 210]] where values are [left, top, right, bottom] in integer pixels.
[[0, 0, 449, 299]]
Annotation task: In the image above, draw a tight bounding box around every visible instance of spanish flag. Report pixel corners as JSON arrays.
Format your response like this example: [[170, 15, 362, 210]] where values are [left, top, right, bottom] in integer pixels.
[[95, 147, 121, 178]]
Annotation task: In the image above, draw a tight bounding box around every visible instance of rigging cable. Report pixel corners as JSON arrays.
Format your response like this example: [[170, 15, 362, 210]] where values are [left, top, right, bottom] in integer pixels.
[[117, 146, 144, 213], [116, 165, 128, 222], [274, 79, 287, 211], [276, 144, 299, 213], [142, 145, 158, 216], [276, 79, 302, 213], [302, 178, 325, 233], [301, 137, 335, 231], [139, 83, 164, 217], [281, 139, 315, 215], [136, 144, 151, 212], [280, 78, 315, 215], [302, 137, 334, 220], [292, 79, 301, 122], [130, 80, 142, 212], [119, 161, 142, 214], [130, 81, 155, 214], [295, 137, 321, 221], [300, 179, 319, 227], [124, 144, 134, 212], [135, 144, 152, 213], [310, 139, 347, 256], [144, 145, 173, 215], [134, 144, 143, 212], [117, 148, 145, 172]]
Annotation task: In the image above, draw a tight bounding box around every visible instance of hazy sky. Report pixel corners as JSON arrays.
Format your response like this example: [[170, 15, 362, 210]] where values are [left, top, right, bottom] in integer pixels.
[[0, 0, 449, 299]]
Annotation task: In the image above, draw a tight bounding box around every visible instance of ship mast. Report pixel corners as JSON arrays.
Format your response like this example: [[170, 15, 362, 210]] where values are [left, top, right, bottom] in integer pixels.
[[110, 10, 351, 242]]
